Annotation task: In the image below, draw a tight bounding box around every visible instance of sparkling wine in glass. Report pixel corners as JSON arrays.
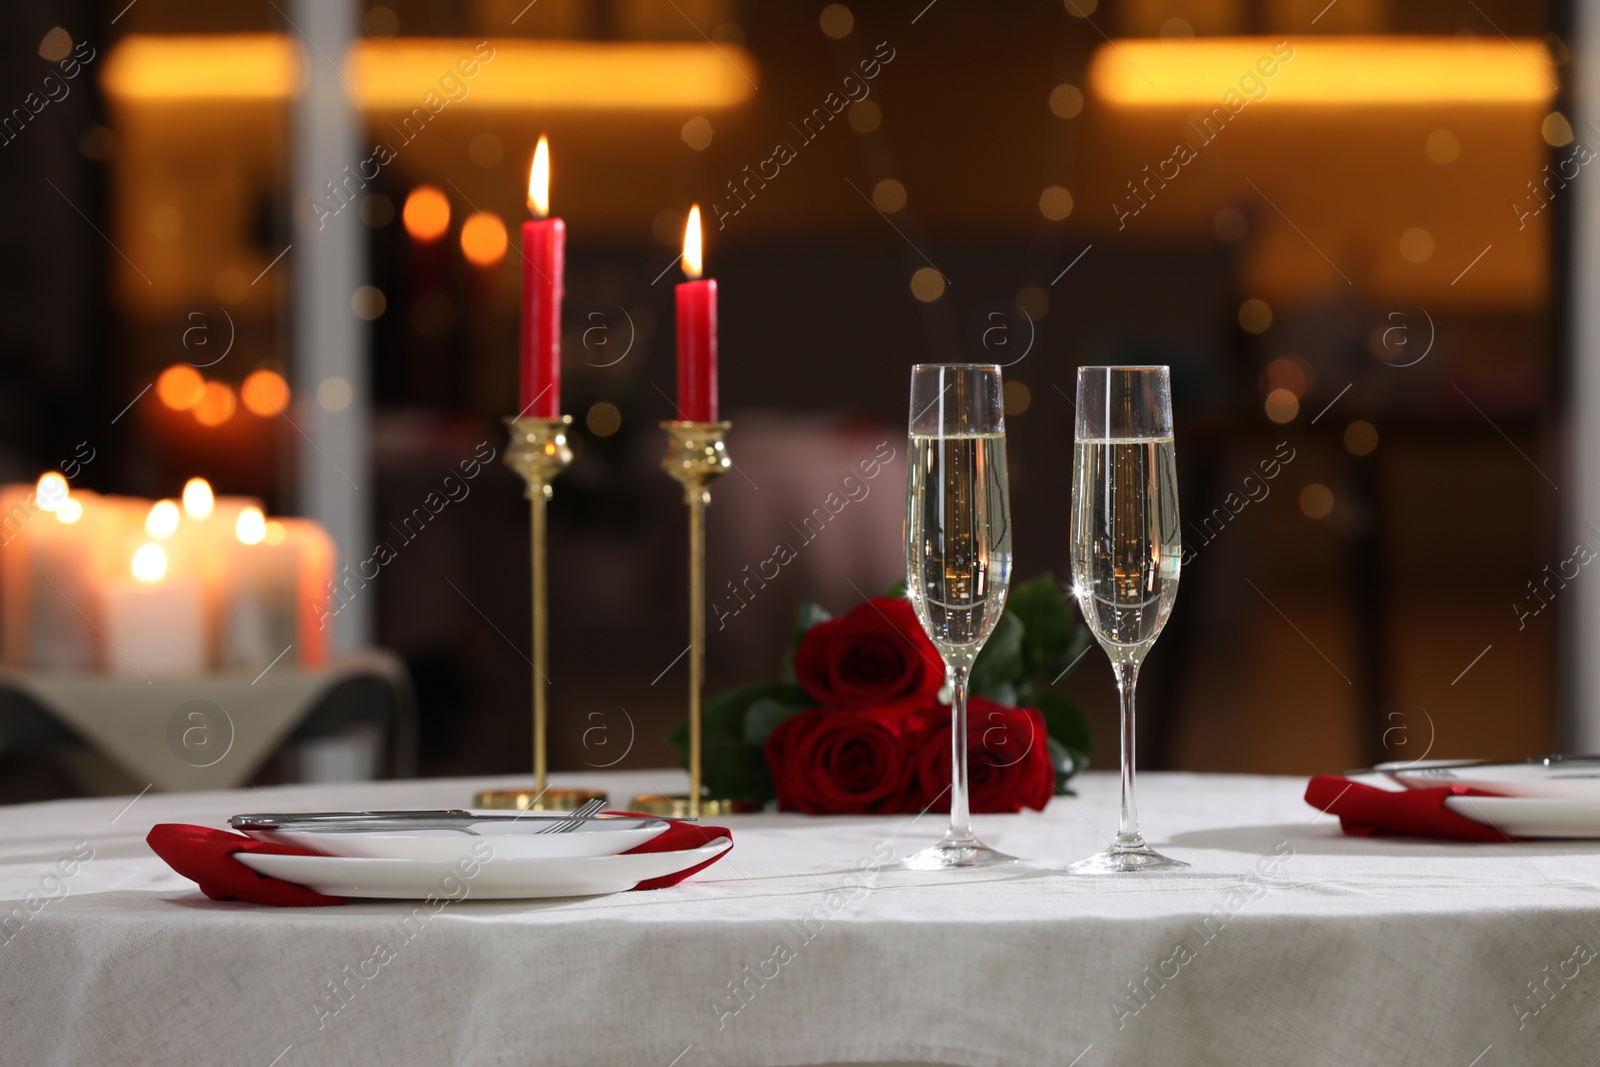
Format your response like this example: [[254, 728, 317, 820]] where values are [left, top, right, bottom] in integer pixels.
[[903, 363, 1015, 870], [1069, 365, 1187, 873]]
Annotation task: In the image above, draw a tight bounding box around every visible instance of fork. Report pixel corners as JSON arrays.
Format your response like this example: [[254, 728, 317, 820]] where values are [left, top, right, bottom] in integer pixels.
[[535, 796, 608, 834]]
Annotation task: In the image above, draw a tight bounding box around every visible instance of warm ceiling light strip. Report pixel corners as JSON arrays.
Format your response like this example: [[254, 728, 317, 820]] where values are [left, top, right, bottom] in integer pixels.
[[1090, 37, 1556, 108], [353, 39, 756, 110], [102, 35, 758, 110], [101, 35, 300, 101]]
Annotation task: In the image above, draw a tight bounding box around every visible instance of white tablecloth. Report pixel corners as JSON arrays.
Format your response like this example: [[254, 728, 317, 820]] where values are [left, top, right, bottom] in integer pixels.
[[2, 769, 1597, 1067]]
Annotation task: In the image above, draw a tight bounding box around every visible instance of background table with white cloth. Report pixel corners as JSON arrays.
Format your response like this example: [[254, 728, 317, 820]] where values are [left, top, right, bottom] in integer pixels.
[[2, 769, 1597, 1067]]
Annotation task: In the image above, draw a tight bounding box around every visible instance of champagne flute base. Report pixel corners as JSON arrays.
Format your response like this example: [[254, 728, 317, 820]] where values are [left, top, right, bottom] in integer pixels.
[[900, 839, 1017, 870], [1069, 842, 1189, 874]]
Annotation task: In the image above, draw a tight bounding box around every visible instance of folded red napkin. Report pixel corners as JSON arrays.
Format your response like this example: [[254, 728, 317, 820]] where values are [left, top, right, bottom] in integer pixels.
[[1304, 775, 1521, 842], [147, 823, 347, 906], [614, 813, 736, 890], [146, 813, 733, 907]]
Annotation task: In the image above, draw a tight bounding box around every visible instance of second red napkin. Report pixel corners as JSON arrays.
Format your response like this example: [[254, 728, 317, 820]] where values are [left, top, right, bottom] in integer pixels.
[[1304, 774, 1522, 842]]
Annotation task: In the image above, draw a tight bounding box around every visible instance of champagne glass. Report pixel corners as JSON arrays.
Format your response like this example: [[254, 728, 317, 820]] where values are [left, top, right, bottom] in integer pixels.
[[1069, 366, 1186, 872], [902, 363, 1015, 870]]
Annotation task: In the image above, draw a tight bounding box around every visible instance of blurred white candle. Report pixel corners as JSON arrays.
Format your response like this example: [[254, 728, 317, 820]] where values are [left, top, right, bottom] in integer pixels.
[[222, 506, 298, 670], [26, 475, 98, 670], [279, 518, 335, 668], [171, 480, 262, 669], [100, 542, 205, 677], [0, 481, 41, 667]]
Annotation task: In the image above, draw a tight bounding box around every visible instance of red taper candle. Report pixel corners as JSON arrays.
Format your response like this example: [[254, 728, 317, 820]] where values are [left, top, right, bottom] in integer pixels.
[[519, 136, 563, 418], [675, 204, 718, 423]]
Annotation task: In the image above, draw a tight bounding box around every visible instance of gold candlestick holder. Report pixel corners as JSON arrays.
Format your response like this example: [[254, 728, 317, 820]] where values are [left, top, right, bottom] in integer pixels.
[[474, 415, 608, 813], [628, 421, 756, 819]]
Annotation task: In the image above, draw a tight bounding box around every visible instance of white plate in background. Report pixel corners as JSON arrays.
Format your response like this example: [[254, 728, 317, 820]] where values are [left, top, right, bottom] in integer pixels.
[[1385, 758, 1600, 801], [1443, 797, 1600, 839]]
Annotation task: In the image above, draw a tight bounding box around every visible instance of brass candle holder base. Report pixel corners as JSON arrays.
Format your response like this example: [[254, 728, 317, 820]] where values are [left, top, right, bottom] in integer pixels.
[[626, 794, 759, 818], [473, 787, 610, 812]]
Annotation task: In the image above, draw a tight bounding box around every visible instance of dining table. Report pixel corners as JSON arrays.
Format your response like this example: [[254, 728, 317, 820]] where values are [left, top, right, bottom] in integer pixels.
[[2, 767, 1596, 1066]]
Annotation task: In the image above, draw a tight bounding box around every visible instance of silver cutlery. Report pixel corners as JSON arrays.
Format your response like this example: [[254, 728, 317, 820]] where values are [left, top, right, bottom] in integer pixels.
[[229, 803, 670, 837], [533, 796, 608, 834]]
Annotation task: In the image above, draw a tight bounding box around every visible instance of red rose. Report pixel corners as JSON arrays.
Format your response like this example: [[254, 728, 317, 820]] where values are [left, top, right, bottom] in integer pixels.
[[793, 597, 945, 709], [913, 699, 1055, 814], [765, 702, 930, 814]]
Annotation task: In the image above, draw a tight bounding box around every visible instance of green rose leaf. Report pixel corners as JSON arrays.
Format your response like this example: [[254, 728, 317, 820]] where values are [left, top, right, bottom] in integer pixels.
[[969, 610, 1024, 697], [1037, 626, 1093, 689], [672, 681, 810, 758], [703, 738, 776, 803], [1034, 690, 1092, 762], [1006, 576, 1077, 675], [778, 602, 832, 683], [1047, 735, 1081, 794], [744, 696, 809, 747], [979, 681, 1018, 707]]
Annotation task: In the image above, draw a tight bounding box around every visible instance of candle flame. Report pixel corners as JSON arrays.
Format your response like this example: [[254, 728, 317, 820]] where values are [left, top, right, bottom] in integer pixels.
[[682, 204, 703, 279], [236, 506, 266, 545], [146, 500, 180, 539], [182, 477, 214, 519], [55, 497, 83, 525], [132, 543, 168, 584], [528, 135, 550, 218], [35, 472, 67, 512]]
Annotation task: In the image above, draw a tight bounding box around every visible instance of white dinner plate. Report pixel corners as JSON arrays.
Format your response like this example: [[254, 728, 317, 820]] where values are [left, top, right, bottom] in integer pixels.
[[1387, 758, 1600, 800], [240, 812, 669, 861], [235, 837, 731, 899], [1444, 797, 1600, 839]]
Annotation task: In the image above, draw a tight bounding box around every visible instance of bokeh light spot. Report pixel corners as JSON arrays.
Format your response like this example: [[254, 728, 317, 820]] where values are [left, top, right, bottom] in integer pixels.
[[586, 402, 623, 437], [158, 365, 205, 411], [1345, 420, 1379, 456], [1300, 484, 1334, 519], [460, 212, 508, 267], [1239, 298, 1273, 334], [402, 185, 450, 242], [1039, 186, 1074, 221], [820, 4, 854, 38], [318, 377, 353, 412], [242, 369, 290, 416], [680, 116, 714, 151], [193, 383, 236, 427], [1050, 83, 1084, 119], [873, 178, 907, 213], [1264, 388, 1299, 424], [910, 268, 945, 302]]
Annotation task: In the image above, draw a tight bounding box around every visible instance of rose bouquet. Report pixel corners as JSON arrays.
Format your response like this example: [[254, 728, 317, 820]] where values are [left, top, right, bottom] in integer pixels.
[[670, 576, 1093, 814]]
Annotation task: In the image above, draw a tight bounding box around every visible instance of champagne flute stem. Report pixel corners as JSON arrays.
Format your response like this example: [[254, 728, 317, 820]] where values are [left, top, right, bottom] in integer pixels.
[[1115, 662, 1142, 850], [947, 661, 975, 845]]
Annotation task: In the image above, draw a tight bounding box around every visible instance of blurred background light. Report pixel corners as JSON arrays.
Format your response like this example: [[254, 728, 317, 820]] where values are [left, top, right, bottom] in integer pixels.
[[401, 187, 450, 244], [1091, 38, 1557, 108], [105, 37, 759, 111], [460, 212, 509, 267]]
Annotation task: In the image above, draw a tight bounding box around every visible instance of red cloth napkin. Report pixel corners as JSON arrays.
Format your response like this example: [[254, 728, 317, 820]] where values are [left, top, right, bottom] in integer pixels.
[[147, 823, 346, 906], [1304, 774, 1522, 842], [146, 814, 733, 907]]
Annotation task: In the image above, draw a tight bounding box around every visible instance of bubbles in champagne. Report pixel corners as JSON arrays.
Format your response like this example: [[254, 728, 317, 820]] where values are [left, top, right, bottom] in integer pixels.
[[1071, 437, 1181, 666], [906, 434, 1013, 657]]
